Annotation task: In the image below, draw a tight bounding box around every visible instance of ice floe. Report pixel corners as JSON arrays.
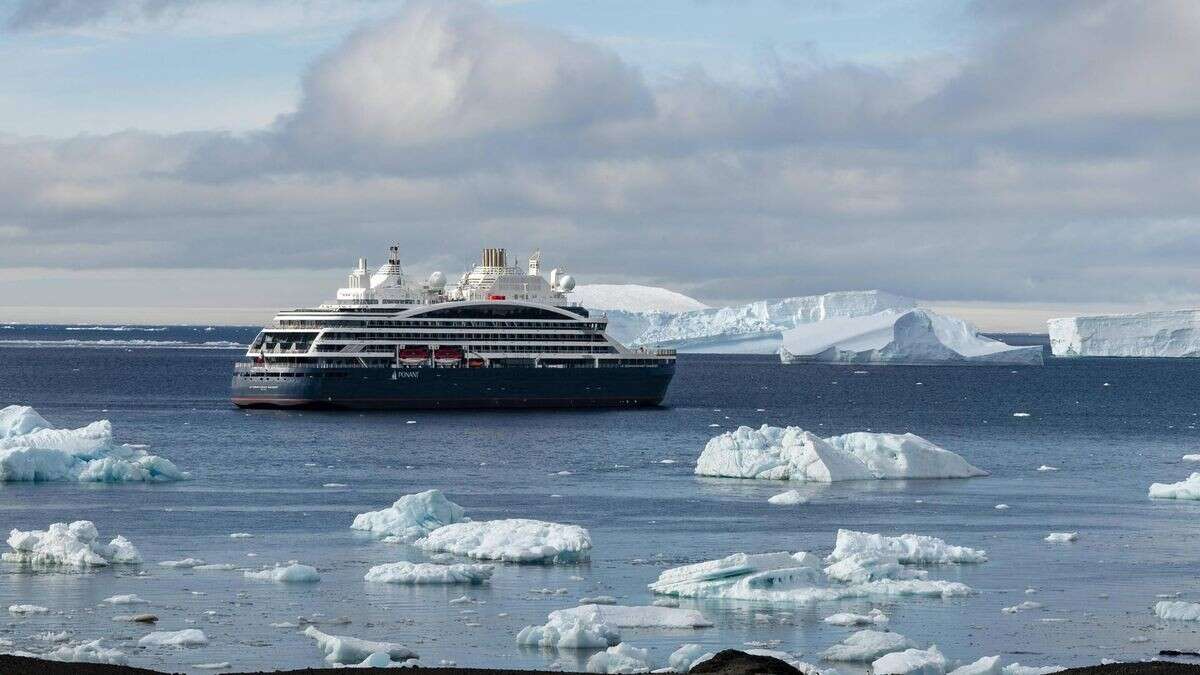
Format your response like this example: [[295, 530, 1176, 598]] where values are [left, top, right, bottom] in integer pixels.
[[4, 521, 141, 567], [823, 609, 889, 626], [45, 640, 128, 665], [159, 558, 205, 568], [1149, 473, 1200, 500], [586, 642, 653, 674], [949, 656, 1002, 675], [668, 644, 709, 672], [351, 489, 468, 542], [416, 518, 591, 563], [1154, 600, 1200, 620], [696, 425, 986, 482], [768, 490, 807, 505], [8, 604, 48, 614], [1043, 533, 1077, 543], [829, 530, 987, 565], [552, 604, 712, 628], [138, 629, 209, 647], [303, 626, 417, 665], [517, 607, 621, 650], [1183, 454, 1200, 462], [872, 645, 946, 675], [0, 405, 186, 482], [103, 594, 147, 605], [363, 561, 493, 585], [1002, 664, 1063, 675], [821, 630, 915, 661], [1001, 601, 1042, 614], [244, 563, 320, 582]]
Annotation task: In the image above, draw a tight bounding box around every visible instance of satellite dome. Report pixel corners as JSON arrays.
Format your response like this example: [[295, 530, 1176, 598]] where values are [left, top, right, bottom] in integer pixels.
[[556, 274, 576, 292], [427, 271, 446, 290]]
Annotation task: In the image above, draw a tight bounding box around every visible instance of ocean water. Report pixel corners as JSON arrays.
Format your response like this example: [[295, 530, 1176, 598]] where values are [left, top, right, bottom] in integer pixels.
[[2, 326, 1200, 672]]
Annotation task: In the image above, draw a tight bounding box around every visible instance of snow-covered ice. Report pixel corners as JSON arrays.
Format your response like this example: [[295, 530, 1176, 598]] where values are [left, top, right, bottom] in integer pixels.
[[821, 629, 915, 661], [1184, 454, 1200, 462], [586, 642, 653, 674], [1049, 310, 1200, 357], [1154, 600, 1200, 621], [416, 518, 591, 563], [779, 309, 1041, 366], [550, 604, 712, 628], [103, 594, 147, 605], [823, 609, 889, 626], [351, 489, 468, 542], [1043, 533, 1077, 543], [828, 530, 988, 565], [8, 604, 48, 614], [363, 561, 493, 584], [768, 490, 808, 505], [303, 625, 417, 665], [1002, 664, 1064, 675], [244, 563, 320, 582], [949, 656, 1002, 675], [4, 520, 142, 567], [138, 629, 209, 647], [696, 425, 987, 482], [0, 405, 186, 482], [516, 608, 620, 650], [158, 558, 205, 568], [45, 640, 128, 665], [1149, 473, 1200, 500], [872, 646, 946, 675], [1001, 601, 1042, 614]]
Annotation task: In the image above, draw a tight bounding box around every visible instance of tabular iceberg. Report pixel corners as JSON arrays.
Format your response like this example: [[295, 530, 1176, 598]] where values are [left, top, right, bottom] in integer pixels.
[[696, 425, 987, 482], [364, 561, 494, 584], [351, 489, 469, 542], [4, 520, 141, 567], [0, 405, 187, 482], [1049, 310, 1200, 357], [778, 309, 1042, 365], [416, 518, 592, 563]]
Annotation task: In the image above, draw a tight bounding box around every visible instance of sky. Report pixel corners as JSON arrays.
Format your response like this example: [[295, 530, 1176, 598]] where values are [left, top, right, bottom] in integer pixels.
[[1, 0, 1197, 330]]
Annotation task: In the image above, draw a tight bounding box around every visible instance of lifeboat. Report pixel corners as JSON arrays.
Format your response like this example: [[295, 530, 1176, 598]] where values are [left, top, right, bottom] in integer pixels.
[[434, 347, 463, 366], [397, 346, 430, 366]]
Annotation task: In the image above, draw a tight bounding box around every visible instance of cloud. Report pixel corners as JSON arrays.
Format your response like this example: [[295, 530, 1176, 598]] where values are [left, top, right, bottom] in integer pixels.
[[3, 0, 1200, 316]]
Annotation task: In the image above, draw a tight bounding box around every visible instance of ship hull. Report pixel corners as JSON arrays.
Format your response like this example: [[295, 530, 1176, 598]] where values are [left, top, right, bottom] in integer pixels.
[[230, 365, 675, 409]]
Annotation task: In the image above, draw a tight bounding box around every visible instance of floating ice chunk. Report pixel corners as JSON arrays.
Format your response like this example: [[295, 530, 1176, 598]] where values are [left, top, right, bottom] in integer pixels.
[[822, 630, 915, 661], [363, 561, 493, 585], [416, 518, 591, 563], [828, 530, 987, 565], [138, 629, 209, 647], [1149, 473, 1200, 500], [516, 608, 620, 650], [4, 520, 141, 567], [949, 656, 1002, 675], [1036, 466, 1059, 472], [1002, 601, 1042, 614], [696, 425, 986, 482], [159, 558, 205, 568], [45, 640, 128, 665], [1183, 455, 1200, 462], [551, 604, 712, 628], [193, 663, 232, 670], [768, 490, 807, 505], [303, 626, 416, 665], [103, 594, 147, 605], [351, 490, 468, 542], [586, 642, 653, 674], [1043, 533, 1077, 543], [244, 563, 320, 582], [823, 609, 889, 626], [872, 646, 946, 675], [194, 563, 237, 571], [0, 406, 186, 482], [1001, 664, 1063, 675], [229, 532, 253, 539], [994, 504, 1010, 510], [1012, 413, 1030, 418], [667, 644, 711, 672], [1154, 600, 1200, 621], [8, 604, 48, 614]]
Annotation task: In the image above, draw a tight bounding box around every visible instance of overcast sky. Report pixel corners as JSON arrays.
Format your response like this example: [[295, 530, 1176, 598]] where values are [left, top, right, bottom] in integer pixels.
[[1, 0, 1197, 329]]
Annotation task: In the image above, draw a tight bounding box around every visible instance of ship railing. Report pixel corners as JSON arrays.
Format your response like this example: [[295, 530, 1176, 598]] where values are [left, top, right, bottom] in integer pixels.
[[633, 347, 676, 356]]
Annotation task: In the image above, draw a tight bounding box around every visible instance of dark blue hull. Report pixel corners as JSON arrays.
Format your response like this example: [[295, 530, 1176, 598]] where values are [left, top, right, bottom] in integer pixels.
[[230, 364, 675, 409]]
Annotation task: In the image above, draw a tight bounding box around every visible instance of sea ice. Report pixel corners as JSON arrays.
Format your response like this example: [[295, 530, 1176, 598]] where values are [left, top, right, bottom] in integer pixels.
[[351, 489, 469, 542], [667, 644, 711, 672], [1002, 664, 1063, 675], [103, 594, 147, 605], [1149, 473, 1200, 500], [159, 558, 205, 568], [1183, 455, 1200, 462], [416, 518, 591, 563], [45, 640, 128, 665], [244, 563, 320, 582], [821, 630, 915, 661], [4, 521, 141, 567], [550, 604, 712, 628], [695, 425, 986, 482], [1002, 601, 1042, 614], [516, 609, 620, 650], [949, 656, 1002, 675], [8, 604, 48, 614], [872, 646, 947, 675], [1043, 533, 1077, 543], [823, 609, 889, 626], [1154, 600, 1200, 621], [138, 629, 209, 647], [0, 405, 186, 482], [363, 561, 493, 584], [828, 530, 987, 565], [303, 626, 417, 665], [586, 642, 653, 674], [580, 595, 618, 605], [768, 490, 807, 505]]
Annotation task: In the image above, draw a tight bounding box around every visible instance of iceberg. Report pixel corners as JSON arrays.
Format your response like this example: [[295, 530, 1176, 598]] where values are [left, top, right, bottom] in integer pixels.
[[364, 561, 493, 584], [586, 642, 653, 674], [244, 563, 320, 582], [0, 405, 187, 482], [517, 608, 621, 650], [1049, 310, 1200, 357], [872, 646, 947, 675], [695, 425, 987, 482], [821, 630, 915, 661], [571, 284, 709, 314], [138, 629, 209, 647], [828, 530, 988, 565], [549, 604, 712, 628], [1155, 600, 1200, 621], [4, 521, 141, 567], [1149, 473, 1200, 500], [46, 640, 128, 665], [1043, 533, 1077, 543], [303, 625, 417, 665], [351, 489, 468, 542], [416, 518, 591, 563], [779, 309, 1042, 365]]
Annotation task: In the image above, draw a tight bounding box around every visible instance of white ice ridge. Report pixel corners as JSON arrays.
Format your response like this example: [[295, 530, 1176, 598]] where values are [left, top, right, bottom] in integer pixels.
[[1049, 309, 1200, 357], [696, 425, 987, 482], [779, 308, 1042, 366], [570, 284, 709, 314], [604, 290, 914, 354], [648, 530, 980, 604], [416, 518, 591, 563], [4, 520, 141, 567], [364, 561, 493, 584], [1155, 600, 1200, 621], [0, 405, 187, 482], [303, 626, 417, 665], [351, 489, 468, 542], [1149, 473, 1200, 500], [244, 563, 320, 582]]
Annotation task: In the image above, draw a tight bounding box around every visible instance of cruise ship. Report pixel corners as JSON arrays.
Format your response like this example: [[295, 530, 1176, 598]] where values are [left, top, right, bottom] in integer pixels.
[[230, 247, 676, 408]]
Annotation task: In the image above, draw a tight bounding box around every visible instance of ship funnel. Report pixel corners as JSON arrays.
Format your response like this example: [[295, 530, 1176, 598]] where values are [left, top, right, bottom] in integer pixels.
[[481, 248, 507, 268]]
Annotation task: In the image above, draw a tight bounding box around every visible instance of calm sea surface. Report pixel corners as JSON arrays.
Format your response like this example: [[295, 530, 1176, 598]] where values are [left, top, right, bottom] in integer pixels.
[[1, 325, 1200, 672]]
